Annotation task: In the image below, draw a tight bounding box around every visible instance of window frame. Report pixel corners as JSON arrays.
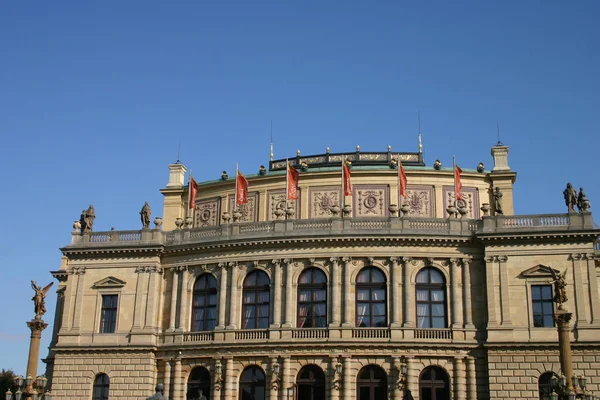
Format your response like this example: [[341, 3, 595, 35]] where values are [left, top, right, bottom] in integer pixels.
[[191, 273, 218, 332], [531, 284, 555, 328], [242, 270, 271, 329], [355, 267, 388, 328], [297, 268, 328, 328], [92, 373, 110, 400], [415, 267, 448, 329], [99, 294, 119, 334], [239, 365, 266, 400]]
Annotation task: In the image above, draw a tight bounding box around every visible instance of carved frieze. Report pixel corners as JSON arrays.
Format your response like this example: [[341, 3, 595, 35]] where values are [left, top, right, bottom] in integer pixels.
[[228, 194, 259, 223], [442, 186, 479, 219], [267, 190, 300, 221], [309, 187, 341, 218], [353, 185, 388, 217], [403, 185, 434, 217], [194, 198, 220, 228]]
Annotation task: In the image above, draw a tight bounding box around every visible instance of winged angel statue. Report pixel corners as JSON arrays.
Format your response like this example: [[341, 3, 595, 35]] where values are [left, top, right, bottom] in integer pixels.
[[548, 268, 568, 310], [31, 280, 54, 319]]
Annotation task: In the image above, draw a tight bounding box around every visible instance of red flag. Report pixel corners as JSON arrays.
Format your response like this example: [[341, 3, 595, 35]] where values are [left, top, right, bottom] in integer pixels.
[[343, 164, 352, 196], [189, 177, 199, 209], [399, 161, 407, 199], [236, 170, 249, 205], [287, 163, 299, 200], [454, 164, 463, 201]]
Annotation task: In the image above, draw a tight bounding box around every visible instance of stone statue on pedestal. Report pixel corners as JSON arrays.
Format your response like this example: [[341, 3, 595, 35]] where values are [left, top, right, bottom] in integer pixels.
[[31, 280, 54, 319], [493, 187, 503, 215], [549, 269, 568, 309], [140, 202, 152, 228], [80, 205, 96, 232], [146, 383, 168, 400], [563, 183, 578, 213], [577, 187, 590, 212]]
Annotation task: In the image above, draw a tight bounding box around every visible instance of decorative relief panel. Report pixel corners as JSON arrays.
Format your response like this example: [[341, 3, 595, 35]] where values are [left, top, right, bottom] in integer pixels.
[[194, 197, 220, 227], [228, 193, 259, 223], [442, 186, 479, 219], [403, 185, 434, 218], [353, 185, 388, 217], [267, 190, 300, 221], [309, 187, 341, 218]]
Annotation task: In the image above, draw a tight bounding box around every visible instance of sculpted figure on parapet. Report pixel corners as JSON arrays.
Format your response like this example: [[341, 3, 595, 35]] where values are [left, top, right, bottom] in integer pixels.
[[80, 204, 96, 233], [146, 383, 168, 400], [140, 201, 152, 228], [563, 183, 578, 213], [493, 187, 503, 215]]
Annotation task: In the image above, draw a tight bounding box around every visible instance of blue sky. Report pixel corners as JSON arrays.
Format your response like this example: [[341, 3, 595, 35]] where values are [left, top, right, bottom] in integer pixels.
[[1, 1, 598, 375]]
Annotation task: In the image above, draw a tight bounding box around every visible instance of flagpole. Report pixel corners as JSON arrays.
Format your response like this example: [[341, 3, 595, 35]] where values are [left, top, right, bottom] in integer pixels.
[[397, 154, 401, 204], [235, 163, 239, 211], [188, 169, 194, 224], [453, 155, 457, 207], [341, 155, 345, 209]]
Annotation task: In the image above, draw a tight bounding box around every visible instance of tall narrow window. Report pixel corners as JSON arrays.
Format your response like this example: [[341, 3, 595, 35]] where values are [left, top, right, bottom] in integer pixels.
[[532, 285, 554, 327], [100, 295, 118, 333], [187, 366, 211, 400], [538, 371, 557, 399], [242, 270, 270, 329], [296, 365, 326, 400], [355, 267, 387, 327], [191, 274, 218, 331], [239, 366, 266, 400], [416, 268, 447, 328], [92, 373, 110, 400], [297, 268, 327, 328], [356, 365, 387, 400]]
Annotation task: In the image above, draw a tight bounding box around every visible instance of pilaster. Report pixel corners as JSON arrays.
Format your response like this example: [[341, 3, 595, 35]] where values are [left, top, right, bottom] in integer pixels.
[[271, 259, 282, 328], [216, 263, 228, 329], [461, 259, 474, 328], [144, 266, 162, 331], [282, 259, 294, 328], [584, 253, 600, 325], [403, 257, 415, 327], [227, 262, 239, 329], [173, 357, 182, 400], [178, 266, 189, 332], [485, 256, 499, 328], [498, 255, 512, 326], [168, 267, 179, 332], [390, 257, 401, 328], [571, 253, 590, 326], [163, 359, 172, 399], [329, 257, 340, 327], [342, 356, 352, 400], [70, 267, 86, 332], [466, 357, 476, 400], [450, 259, 463, 329], [341, 258, 353, 327], [454, 355, 466, 400]]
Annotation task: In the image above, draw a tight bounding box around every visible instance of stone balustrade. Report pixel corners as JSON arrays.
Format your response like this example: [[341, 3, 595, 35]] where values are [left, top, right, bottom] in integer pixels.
[[68, 213, 596, 249]]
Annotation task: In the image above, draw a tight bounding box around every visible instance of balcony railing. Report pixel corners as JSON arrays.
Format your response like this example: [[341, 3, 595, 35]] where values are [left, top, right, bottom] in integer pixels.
[[69, 213, 597, 248], [183, 331, 214, 342], [291, 328, 329, 339], [235, 329, 269, 341], [414, 328, 453, 340], [352, 328, 390, 339]]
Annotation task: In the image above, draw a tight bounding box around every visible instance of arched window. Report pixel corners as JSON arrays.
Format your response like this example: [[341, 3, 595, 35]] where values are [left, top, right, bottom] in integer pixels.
[[419, 366, 450, 400], [356, 365, 387, 400], [92, 373, 110, 400], [192, 274, 218, 331], [239, 365, 266, 400], [416, 268, 447, 328], [355, 267, 387, 327], [242, 270, 270, 329], [539, 371, 557, 399], [297, 268, 327, 328], [187, 366, 211, 400], [296, 365, 326, 400]]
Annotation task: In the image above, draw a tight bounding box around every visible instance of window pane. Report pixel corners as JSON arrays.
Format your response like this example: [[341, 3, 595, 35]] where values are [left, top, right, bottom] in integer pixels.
[[431, 290, 444, 301], [313, 270, 326, 284], [417, 304, 429, 317], [313, 290, 326, 301], [541, 285, 552, 299], [432, 317, 445, 328], [372, 289, 385, 301], [243, 292, 255, 304], [542, 302, 553, 315], [533, 303, 542, 314], [418, 316, 429, 328], [372, 303, 386, 316], [432, 304, 445, 317], [371, 269, 385, 283], [374, 316, 386, 327], [358, 317, 370, 327], [430, 269, 444, 283], [258, 291, 270, 303], [416, 290, 429, 301], [543, 316, 554, 327], [531, 286, 541, 300], [208, 294, 217, 305], [357, 289, 369, 301], [299, 271, 310, 284], [356, 270, 369, 283], [416, 270, 429, 283]]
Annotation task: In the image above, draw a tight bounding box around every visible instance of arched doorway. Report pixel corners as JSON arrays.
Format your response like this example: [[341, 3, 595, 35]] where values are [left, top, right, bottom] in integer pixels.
[[92, 373, 110, 400], [187, 366, 211, 400], [539, 371, 557, 399], [419, 366, 450, 400], [357, 365, 387, 400], [239, 365, 266, 400], [296, 365, 326, 400]]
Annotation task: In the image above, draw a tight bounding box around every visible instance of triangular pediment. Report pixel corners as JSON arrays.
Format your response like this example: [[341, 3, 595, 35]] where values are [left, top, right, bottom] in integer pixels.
[[520, 264, 560, 278], [92, 276, 126, 289]]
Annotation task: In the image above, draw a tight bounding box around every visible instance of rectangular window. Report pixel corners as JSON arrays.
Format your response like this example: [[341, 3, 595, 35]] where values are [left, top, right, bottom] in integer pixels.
[[532, 285, 554, 327], [100, 294, 118, 333]]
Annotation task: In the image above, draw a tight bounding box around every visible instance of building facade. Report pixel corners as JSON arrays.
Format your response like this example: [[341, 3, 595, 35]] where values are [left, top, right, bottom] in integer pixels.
[[44, 145, 600, 400]]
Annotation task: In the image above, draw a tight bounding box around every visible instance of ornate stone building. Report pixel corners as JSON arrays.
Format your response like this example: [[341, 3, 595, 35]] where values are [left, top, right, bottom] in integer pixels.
[[44, 145, 600, 400]]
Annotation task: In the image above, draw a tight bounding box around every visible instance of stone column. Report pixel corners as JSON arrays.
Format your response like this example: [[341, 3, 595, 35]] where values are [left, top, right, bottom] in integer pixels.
[[178, 266, 189, 332], [168, 267, 180, 332], [283, 259, 294, 328], [454, 355, 466, 400], [271, 260, 282, 328], [406, 356, 417, 397], [342, 356, 352, 400], [25, 318, 48, 390], [330, 356, 340, 400], [227, 263, 239, 329], [163, 359, 172, 399], [173, 357, 182, 400], [403, 257, 414, 327], [224, 358, 234, 399], [269, 357, 279, 400], [498, 256, 512, 326], [145, 266, 161, 330], [282, 356, 291, 400], [484, 256, 499, 327], [461, 259, 474, 328], [70, 267, 86, 332], [556, 310, 574, 392], [217, 263, 228, 329], [390, 257, 401, 327], [584, 253, 600, 324], [330, 257, 340, 326], [392, 356, 402, 400], [450, 259, 463, 328], [212, 359, 223, 400], [342, 258, 353, 327], [466, 357, 476, 400]]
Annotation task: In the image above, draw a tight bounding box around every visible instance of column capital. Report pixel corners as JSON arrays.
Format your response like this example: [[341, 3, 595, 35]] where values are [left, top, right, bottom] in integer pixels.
[[283, 258, 292, 265], [449, 258, 460, 266], [460, 258, 471, 267], [68, 266, 86, 275], [342, 256, 352, 263], [401, 256, 412, 263], [271, 259, 281, 266], [569, 253, 583, 261], [329, 257, 339, 264], [497, 255, 508, 263], [389, 256, 398, 263]]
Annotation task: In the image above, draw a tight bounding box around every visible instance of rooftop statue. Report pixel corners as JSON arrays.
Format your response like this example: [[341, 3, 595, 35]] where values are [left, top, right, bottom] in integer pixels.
[[563, 183, 577, 213], [577, 187, 591, 213], [140, 202, 151, 228], [493, 187, 503, 215], [146, 383, 168, 400], [31, 280, 54, 319], [80, 205, 96, 233]]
